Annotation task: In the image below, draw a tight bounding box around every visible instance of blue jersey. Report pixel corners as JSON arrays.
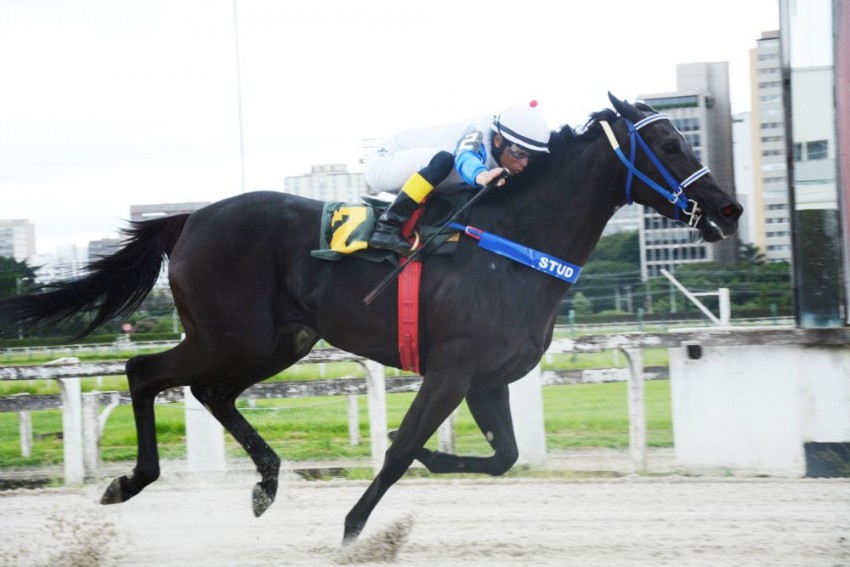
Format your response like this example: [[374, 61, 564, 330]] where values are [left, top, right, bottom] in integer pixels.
[[454, 129, 491, 187]]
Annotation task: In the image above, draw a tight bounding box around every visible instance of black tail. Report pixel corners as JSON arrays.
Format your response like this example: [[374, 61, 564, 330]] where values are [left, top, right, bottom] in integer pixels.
[[0, 214, 190, 341]]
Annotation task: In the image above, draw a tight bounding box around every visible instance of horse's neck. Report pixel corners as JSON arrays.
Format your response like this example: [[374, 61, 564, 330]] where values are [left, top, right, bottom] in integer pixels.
[[480, 142, 626, 266]]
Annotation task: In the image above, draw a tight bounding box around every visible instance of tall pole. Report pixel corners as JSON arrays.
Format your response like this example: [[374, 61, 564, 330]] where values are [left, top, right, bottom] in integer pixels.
[[232, 0, 247, 194]]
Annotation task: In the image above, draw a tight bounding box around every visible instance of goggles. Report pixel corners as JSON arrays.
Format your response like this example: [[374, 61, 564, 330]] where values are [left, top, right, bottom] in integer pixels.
[[504, 143, 538, 161]]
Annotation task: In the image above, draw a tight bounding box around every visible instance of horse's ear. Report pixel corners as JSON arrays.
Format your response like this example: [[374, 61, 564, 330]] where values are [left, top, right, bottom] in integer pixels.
[[607, 92, 643, 122]]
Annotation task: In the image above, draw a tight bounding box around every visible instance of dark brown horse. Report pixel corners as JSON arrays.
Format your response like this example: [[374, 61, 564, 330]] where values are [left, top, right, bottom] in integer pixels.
[[0, 94, 741, 543]]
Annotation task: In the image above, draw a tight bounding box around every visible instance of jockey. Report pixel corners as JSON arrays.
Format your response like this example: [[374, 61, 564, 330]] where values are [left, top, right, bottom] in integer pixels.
[[364, 100, 551, 255]]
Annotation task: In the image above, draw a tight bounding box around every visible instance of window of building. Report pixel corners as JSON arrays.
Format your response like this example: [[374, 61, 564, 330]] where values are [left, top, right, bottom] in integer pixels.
[[764, 176, 786, 184], [642, 95, 699, 109], [793, 142, 803, 161], [807, 140, 828, 160]]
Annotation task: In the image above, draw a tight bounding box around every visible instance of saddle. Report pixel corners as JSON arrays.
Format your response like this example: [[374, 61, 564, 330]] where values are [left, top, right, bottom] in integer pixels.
[[310, 190, 474, 263], [311, 189, 475, 374]]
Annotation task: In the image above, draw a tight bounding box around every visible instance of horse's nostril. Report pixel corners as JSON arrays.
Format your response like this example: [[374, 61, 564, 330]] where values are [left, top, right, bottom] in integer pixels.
[[721, 205, 738, 217]]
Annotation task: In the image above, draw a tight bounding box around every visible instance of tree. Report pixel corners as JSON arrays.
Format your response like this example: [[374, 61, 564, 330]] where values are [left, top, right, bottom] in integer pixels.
[[570, 231, 641, 313], [643, 260, 792, 314], [739, 242, 767, 265], [570, 292, 594, 318], [0, 256, 38, 299], [589, 231, 640, 264]]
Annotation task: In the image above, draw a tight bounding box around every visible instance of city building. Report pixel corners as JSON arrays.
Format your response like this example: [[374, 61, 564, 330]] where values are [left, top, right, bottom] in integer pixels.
[[750, 30, 792, 263], [283, 164, 368, 202], [637, 62, 739, 279], [88, 238, 122, 262], [779, 0, 847, 327], [732, 111, 755, 246], [0, 219, 36, 262], [130, 202, 211, 222], [602, 205, 641, 237]]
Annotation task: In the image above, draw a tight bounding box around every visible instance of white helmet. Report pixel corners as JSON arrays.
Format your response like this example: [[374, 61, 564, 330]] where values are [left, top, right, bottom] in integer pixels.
[[491, 100, 550, 153]]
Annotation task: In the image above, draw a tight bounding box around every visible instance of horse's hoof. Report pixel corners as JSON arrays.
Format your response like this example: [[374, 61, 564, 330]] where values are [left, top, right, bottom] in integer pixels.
[[100, 476, 130, 505], [252, 482, 275, 517]]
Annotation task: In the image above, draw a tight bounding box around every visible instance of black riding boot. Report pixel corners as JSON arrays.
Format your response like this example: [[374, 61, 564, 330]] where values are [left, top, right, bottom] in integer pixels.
[[368, 151, 455, 256], [368, 191, 420, 255]]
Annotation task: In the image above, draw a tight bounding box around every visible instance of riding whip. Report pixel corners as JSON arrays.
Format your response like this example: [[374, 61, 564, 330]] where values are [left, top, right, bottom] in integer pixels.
[[362, 169, 509, 306]]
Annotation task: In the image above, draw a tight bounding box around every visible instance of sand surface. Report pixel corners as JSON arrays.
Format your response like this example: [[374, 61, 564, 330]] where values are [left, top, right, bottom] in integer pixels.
[[1, 470, 848, 566]]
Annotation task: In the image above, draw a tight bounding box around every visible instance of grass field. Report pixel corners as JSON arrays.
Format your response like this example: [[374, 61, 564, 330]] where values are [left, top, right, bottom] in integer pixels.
[[0, 380, 672, 468]]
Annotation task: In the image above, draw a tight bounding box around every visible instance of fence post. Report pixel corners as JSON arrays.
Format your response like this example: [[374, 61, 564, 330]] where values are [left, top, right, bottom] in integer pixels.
[[97, 392, 121, 438], [437, 409, 457, 454], [363, 361, 387, 475], [58, 378, 84, 485], [509, 364, 547, 467], [623, 348, 647, 472], [18, 411, 32, 457], [184, 387, 226, 472], [347, 394, 360, 446], [82, 392, 99, 481]]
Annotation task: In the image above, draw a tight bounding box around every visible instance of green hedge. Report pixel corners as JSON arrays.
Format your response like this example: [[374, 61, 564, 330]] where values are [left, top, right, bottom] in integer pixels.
[[0, 332, 182, 349]]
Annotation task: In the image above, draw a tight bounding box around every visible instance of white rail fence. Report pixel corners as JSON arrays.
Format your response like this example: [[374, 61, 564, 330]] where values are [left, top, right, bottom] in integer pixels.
[[3, 326, 842, 485]]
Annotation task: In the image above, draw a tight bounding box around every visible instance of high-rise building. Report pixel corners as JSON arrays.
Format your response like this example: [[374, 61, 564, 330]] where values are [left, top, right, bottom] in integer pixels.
[[283, 164, 368, 202], [0, 219, 36, 262], [88, 238, 122, 262], [732, 111, 755, 246], [750, 30, 792, 263], [130, 202, 211, 222], [779, 0, 847, 327], [637, 62, 738, 278]]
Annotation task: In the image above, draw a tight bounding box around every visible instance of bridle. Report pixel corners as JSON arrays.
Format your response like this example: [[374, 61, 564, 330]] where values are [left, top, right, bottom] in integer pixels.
[[599, 113, 710, 228]]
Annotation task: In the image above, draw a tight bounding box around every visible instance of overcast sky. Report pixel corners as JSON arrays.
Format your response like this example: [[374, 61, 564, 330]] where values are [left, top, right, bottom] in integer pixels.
[[1, 0, 780, 255]]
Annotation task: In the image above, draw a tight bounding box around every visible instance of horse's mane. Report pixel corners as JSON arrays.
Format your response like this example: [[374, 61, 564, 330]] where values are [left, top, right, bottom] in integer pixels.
[[548, 108, 619, 157]]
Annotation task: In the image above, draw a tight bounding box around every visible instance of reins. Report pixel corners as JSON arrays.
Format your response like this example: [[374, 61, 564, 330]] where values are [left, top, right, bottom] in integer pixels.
[[599, 113, 709, 228]]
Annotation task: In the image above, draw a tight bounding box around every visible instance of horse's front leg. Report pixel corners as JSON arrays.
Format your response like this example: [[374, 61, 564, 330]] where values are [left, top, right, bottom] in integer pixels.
[[412, 385, 519, 475], [343, 370, 468, 543]]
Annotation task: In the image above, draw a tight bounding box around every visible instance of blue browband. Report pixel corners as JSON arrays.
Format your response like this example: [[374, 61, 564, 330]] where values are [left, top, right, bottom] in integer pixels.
[[599, 114, 709, 226], [448, 223, 582, 284]]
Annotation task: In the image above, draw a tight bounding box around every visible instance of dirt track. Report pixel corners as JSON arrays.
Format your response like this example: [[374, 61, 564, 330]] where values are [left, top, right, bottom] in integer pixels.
[[1, 470, 848, 566]]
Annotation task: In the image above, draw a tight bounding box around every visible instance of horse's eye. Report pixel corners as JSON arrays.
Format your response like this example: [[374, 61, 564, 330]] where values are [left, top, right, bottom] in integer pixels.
[[662, 141, 680, 154]]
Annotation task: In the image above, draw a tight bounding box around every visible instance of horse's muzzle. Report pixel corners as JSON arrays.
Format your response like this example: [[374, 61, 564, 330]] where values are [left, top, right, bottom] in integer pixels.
[[700, 200, 743, 242]]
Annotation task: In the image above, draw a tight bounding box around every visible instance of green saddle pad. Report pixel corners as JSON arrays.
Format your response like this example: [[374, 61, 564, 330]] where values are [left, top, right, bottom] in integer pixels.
[[310, 191, 474, 263]]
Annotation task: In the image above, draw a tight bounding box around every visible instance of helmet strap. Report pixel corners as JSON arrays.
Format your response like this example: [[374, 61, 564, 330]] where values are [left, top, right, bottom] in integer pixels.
[[491, 132, 505, 164]]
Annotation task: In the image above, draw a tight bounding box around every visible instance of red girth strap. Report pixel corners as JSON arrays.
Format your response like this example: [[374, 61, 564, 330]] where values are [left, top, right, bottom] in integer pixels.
[[397, 256, 421, 373], [395, 206, 424, 373]]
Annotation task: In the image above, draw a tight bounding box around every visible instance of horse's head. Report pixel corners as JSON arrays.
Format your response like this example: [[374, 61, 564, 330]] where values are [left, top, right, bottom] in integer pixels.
[[604, 93, 742, 242]]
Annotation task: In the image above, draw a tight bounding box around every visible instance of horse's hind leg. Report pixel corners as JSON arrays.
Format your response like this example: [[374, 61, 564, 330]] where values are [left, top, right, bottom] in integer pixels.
[[101, 348, 180, 504], [100, 333, 282, 506], [190, 326, 318, 517]]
